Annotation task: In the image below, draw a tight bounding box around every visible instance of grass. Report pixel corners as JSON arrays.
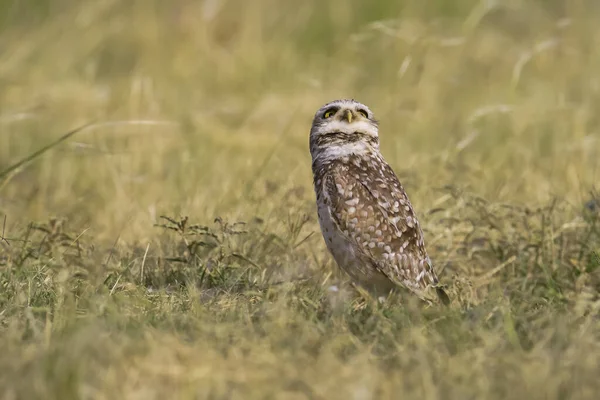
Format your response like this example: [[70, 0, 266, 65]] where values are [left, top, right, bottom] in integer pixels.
[[1, 0, 599, 398]]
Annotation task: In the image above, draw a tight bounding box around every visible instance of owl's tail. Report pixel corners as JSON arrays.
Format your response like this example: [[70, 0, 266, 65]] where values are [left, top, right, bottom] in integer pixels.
[[435, 286, 451, 306]]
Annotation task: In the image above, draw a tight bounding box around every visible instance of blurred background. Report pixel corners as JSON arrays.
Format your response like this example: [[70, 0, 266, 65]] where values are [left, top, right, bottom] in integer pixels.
[[1, 0, 598, 244]]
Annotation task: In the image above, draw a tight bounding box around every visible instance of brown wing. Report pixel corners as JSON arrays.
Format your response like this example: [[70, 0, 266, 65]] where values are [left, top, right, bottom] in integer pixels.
[[325, 155, 449, 304]]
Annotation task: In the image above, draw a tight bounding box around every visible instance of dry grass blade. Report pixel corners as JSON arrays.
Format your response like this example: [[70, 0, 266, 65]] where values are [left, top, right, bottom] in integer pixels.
[[0, 122, 94, 190]]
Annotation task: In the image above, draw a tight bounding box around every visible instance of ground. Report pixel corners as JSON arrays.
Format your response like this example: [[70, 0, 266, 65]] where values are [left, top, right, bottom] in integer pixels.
[[0, 1, 599, 399]]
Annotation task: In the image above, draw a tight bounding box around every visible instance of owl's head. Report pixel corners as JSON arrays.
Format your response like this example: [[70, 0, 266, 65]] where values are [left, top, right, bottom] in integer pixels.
[[309, 99, 379, 160]]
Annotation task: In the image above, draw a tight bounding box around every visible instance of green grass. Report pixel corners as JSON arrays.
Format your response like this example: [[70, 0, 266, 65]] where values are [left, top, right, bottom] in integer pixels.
[[1, 0, 600, 398]]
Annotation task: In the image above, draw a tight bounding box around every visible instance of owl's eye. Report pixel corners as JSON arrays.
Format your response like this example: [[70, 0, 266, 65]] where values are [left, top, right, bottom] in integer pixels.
[[357, 109, 369, 118], [323, 107, 338, 119]]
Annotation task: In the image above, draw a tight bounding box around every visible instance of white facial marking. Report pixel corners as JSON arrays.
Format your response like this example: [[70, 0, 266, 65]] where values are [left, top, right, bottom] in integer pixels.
[[314, 120, 376, 136], [319, 141, 370, 161]]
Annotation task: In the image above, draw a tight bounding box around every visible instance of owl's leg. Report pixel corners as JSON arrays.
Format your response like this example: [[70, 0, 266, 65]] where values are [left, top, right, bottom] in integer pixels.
[[350, 282, 401, 311]]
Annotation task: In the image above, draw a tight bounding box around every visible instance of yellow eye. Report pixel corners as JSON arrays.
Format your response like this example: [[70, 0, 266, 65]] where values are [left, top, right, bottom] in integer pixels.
[[357, 109, 369, 118], [323, 107, 337, 119]]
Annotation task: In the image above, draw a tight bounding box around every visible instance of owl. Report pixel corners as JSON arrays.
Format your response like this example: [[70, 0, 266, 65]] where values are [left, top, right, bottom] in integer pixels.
[[310, 99, 450, 305]]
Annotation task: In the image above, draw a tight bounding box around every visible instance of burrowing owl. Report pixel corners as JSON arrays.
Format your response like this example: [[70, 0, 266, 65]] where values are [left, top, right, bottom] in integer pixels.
[[310, 99, 450, 305]]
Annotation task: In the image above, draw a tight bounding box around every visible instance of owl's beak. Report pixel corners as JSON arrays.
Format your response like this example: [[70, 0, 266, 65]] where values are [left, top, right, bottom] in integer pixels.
[[339, 109, 354, 123]]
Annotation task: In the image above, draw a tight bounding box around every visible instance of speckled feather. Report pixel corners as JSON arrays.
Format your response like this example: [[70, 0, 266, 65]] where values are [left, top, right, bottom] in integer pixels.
[[310, 99, 449, 305]]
